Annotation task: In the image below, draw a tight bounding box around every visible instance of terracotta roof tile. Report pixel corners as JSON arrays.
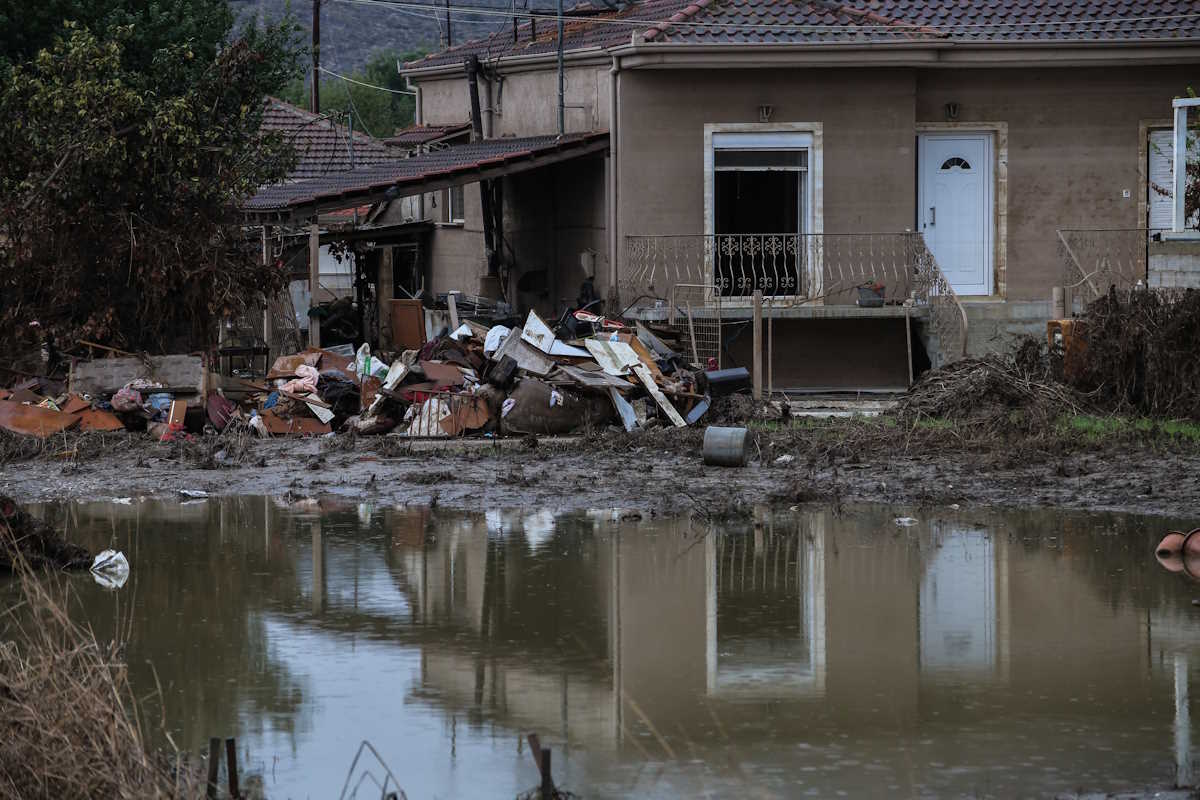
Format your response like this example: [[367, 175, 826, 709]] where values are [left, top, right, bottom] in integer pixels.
[[384, 122, 473, 147], [404, 0, 1200, 68], [262, 97, 399, 181]]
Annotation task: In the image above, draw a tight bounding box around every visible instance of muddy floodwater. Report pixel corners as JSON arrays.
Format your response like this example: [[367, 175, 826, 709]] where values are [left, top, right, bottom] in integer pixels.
[[5, 499, 1200, 798]]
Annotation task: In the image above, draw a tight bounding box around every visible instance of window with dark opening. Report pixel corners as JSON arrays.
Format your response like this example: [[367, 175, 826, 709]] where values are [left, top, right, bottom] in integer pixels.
[[713, 148, 807, 296], [448, 185, 465, 223]]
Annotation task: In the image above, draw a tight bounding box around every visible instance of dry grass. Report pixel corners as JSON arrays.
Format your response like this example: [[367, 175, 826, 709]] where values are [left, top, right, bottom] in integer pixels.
[[0, 522, 201, 799]]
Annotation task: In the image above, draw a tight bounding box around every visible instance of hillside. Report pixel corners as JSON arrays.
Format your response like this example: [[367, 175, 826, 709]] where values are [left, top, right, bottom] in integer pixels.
[[231, 0, 509, 73]]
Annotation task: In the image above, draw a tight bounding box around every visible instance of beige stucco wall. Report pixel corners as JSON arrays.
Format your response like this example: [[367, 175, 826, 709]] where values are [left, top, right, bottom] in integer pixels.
[[614, 63, 1194, 304], [413, 65, 612, 308], [417, 63, 611, 136], [617, 67, 918, 239], [916, 65, 1196, 301]]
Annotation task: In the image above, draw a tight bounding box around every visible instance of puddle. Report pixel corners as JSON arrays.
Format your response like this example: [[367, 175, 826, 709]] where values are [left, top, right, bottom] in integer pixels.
[[4, 499, 1200, 798]]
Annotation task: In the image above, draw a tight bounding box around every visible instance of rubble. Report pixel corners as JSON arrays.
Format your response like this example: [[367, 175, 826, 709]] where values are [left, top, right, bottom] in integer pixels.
[[0, 297, 735, 458]]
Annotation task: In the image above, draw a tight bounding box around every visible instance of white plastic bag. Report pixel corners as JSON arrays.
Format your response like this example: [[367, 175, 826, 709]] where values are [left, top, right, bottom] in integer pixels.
[[90, 550, 130, 590]]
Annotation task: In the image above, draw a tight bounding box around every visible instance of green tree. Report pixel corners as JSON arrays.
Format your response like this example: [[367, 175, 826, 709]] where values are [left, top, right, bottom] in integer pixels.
[[278, 47, 427, 138], [0, 18, 304, 353], [0, 0, 239, 83]]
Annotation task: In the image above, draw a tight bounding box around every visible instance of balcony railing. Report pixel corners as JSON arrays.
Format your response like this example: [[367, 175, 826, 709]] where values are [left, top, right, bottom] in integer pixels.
[[1057, 228, 1168, 310], [621, 232, 968, 362]]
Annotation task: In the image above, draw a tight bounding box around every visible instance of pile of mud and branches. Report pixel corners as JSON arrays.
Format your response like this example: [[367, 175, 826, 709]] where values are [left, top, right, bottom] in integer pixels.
[[1069, 287, 1200, 418], [0, 429, 138, 468], [897, 338, 1085, 430], [0, 554, 201, 798], [0, 497, 90, 572]]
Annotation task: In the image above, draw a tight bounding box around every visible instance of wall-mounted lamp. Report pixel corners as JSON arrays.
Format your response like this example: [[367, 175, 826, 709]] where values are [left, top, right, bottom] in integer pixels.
[[944, 102, 960, 121], [758, 104, 774, 123]]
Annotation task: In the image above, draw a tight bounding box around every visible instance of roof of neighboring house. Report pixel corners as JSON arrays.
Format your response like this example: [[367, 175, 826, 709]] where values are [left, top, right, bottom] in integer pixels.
[[262, 97, 400, 180], [404, 0, 1200, 69], [385, 122, 473, 148], [244, 131, 609, 216]]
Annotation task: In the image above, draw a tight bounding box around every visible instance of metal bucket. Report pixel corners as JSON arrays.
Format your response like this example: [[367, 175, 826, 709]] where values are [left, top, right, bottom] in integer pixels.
[[703, 426, 748, 467]]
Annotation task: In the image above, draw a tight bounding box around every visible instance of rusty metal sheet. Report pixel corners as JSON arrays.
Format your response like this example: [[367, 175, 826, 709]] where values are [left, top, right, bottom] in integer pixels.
[[77, 409, 125, 432], [419, 361, 465, 386], [7, 388, 44, 405], [60, 395, 91, 415], [0, 400, 81, 438]]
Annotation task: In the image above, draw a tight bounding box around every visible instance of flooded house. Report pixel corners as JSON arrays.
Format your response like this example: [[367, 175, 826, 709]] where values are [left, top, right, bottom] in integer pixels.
[[243, 0, 1200, 390]]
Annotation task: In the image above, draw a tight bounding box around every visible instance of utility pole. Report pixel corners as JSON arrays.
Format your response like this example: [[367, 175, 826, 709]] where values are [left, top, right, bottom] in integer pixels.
[[311, 0, 321, 114], [445, 0, 453, 47]]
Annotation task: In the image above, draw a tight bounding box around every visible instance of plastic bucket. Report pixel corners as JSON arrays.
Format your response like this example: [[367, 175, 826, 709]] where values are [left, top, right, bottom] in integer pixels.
[[703, 426, 748, 467]]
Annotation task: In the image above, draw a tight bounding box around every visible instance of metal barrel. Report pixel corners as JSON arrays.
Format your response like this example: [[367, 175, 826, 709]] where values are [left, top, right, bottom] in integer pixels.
[[703, 426, 748, 467]]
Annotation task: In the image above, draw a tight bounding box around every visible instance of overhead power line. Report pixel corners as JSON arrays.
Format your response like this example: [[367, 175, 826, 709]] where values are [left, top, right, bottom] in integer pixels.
[[318, 66, 418, 95], [331, 0, 1200, 35]]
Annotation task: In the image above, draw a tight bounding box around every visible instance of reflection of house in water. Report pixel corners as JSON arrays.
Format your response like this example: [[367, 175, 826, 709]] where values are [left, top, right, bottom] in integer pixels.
[[299, 504, 1190, 794]]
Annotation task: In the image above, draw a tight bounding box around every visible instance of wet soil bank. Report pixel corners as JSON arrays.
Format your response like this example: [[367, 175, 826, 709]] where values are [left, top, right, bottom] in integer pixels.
[[1, 427, 1197, 518]]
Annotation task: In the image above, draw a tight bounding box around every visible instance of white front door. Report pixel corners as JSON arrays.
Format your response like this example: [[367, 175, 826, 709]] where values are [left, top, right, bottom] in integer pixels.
[[918, 133, 994, 296]]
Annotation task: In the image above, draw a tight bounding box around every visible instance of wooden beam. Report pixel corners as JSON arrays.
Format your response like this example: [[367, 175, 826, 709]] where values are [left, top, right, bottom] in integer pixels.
[[242, 139, 610, 223], [309, 220, 321, 348]]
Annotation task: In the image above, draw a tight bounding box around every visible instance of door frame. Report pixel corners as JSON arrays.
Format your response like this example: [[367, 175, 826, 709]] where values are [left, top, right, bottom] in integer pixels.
[[916, 122, 1008, 299]]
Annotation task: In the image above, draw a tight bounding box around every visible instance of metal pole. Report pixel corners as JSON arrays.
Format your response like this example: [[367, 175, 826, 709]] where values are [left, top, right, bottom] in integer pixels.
[[311, 0, 320, 114], [445, 0, 452, 47], [556, 0, 565, 136], [752, 289, 763, 401]]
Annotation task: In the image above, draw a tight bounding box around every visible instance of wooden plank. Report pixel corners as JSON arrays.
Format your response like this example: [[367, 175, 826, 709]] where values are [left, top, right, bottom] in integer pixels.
[[0, 400, 81, 438], [556, 364, 635, 390], [633, 365, 686, 427], [167, 399, 187, 429], [685, 301, 700, 365], [389, 299, 426, 351], [309, 221, 321, 347], [447, 292, 460, 329]]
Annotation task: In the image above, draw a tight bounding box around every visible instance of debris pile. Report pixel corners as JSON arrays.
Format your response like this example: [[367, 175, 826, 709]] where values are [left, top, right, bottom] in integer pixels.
[[0, 352, 204, 442], [238, 310, 720, 439], [0, 308, 736, 450]]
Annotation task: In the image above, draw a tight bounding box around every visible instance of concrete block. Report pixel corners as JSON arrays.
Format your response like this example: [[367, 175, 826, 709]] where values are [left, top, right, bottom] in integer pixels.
[[70, 355, 206, 396]]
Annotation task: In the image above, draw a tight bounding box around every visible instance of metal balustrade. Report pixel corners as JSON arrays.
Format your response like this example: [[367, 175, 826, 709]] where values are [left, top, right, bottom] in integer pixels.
[[621, 232, 968, 361]]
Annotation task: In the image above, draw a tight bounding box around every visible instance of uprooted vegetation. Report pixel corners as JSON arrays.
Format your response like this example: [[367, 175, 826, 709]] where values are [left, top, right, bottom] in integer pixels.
[[0, 528, 201, 798]]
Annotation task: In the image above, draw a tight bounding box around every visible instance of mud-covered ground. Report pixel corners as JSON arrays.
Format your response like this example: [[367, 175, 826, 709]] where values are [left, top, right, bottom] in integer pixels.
[[2, 424, 1198, 518]]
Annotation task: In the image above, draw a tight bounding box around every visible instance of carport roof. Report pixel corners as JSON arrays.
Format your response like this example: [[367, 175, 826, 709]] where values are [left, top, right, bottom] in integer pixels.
[[242, 131, 609, 220]]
